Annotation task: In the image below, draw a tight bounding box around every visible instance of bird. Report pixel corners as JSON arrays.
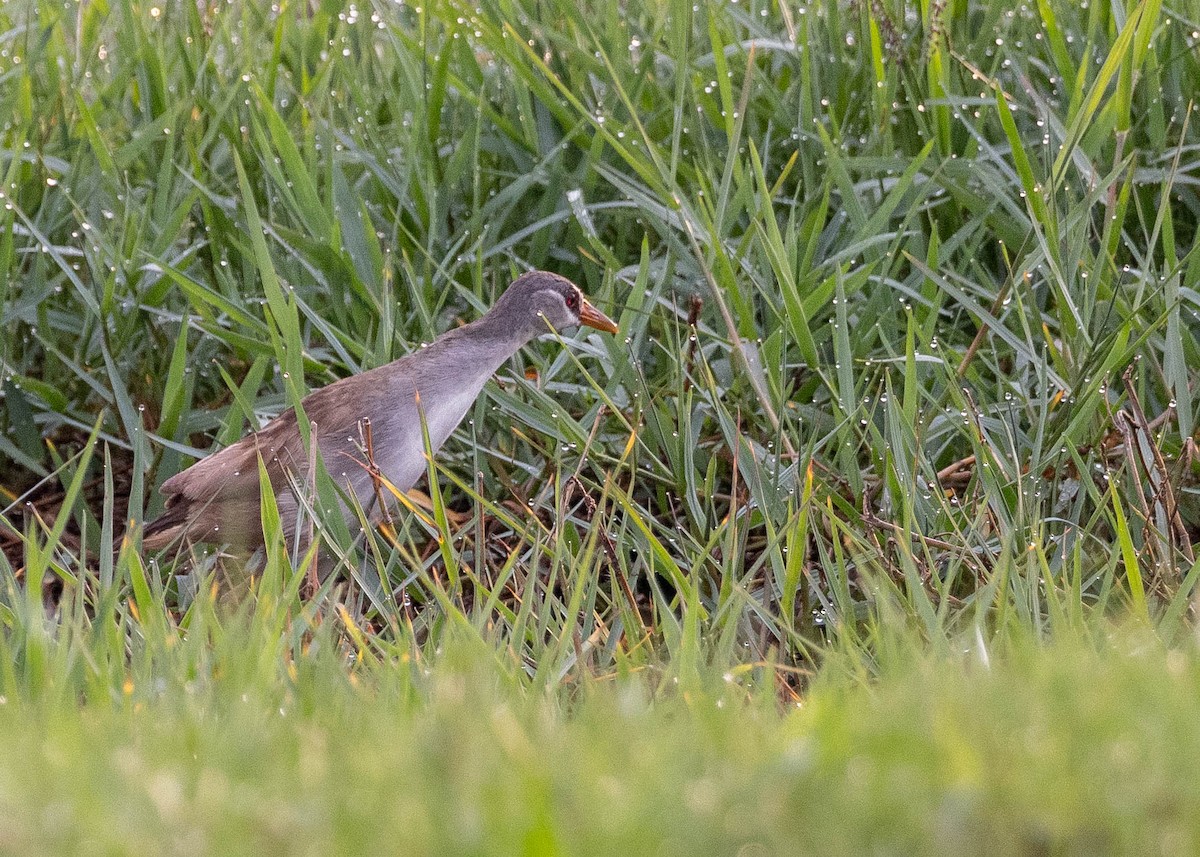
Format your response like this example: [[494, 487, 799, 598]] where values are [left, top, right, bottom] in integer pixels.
[[142, 271, 618, 552]]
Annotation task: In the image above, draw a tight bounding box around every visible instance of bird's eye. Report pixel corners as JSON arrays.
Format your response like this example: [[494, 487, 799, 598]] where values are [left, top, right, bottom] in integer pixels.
[[567, 291, 580, 311]]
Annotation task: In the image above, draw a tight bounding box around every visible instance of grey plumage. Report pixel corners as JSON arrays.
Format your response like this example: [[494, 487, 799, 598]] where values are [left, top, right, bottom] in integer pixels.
[[143, 271, 618, 550]]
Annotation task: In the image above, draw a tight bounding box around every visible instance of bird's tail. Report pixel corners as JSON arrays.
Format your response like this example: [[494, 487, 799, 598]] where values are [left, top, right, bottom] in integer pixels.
[[141, 502, 190, 550]]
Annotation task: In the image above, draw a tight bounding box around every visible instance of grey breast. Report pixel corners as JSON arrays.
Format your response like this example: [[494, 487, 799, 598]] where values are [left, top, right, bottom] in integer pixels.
[[295, 337, 505, 534]]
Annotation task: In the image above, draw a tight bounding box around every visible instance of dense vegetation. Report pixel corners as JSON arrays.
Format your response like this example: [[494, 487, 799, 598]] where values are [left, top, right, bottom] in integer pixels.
[[1, 0, 1198, 851]]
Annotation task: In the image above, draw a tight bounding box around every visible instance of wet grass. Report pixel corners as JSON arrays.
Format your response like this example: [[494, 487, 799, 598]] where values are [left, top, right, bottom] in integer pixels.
[[1, 0, 1199, 850]]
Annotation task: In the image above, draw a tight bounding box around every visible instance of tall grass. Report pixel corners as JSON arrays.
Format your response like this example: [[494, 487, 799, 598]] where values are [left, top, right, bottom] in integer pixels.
[[1, 0, 1198, 683]]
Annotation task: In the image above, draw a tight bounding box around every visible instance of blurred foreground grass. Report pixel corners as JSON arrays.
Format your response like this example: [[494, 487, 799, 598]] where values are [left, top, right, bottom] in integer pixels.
[[4, 612, 1200, 855], [1, 0, 1200, 848]]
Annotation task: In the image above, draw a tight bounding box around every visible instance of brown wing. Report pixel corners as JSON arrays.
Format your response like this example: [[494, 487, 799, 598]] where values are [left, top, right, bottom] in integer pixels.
[[144, 368, 398, 549], [144, 409, 309, 549], [159, 409, 302, 501]]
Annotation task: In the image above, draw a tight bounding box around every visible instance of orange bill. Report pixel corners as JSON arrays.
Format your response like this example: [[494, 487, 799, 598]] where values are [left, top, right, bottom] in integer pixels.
[[579, 299, 619, 334]]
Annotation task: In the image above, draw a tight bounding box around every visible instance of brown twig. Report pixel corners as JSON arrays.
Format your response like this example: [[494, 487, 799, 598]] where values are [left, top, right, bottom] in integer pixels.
[[561, 406, 647, 637], [1115, 410, 1160, 568], [861, 511, 991, 579], [682, 294, 703, 393], [936, 455, 977, 484], [1121, 367, 1194, 564], [565, 474, 641, 634], [359, 417, 396, 533], [957, 279, 1013, 378], [358, 417, 415, 627], [302, 419, 320, 600]]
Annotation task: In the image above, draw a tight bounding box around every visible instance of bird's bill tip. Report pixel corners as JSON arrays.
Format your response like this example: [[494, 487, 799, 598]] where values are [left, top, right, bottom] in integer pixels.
[[579, 300, 619, 334]]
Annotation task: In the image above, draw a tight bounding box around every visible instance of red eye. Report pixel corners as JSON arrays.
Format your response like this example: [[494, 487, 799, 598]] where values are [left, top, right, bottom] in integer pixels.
[[567, 292, 580, 311]]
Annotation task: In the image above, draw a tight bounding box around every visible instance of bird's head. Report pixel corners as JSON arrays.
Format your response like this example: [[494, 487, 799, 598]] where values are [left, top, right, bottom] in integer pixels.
[[491, 271, 619, 340]]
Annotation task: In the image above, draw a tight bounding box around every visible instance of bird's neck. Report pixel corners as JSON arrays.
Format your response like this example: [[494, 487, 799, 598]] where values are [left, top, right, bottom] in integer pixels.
[[460, 310, 540, 360], [415, 313, 530, 383]]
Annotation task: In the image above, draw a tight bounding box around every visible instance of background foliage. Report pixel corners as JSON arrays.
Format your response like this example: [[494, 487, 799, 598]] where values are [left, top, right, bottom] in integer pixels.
[[1, 0, 1199, 850]]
